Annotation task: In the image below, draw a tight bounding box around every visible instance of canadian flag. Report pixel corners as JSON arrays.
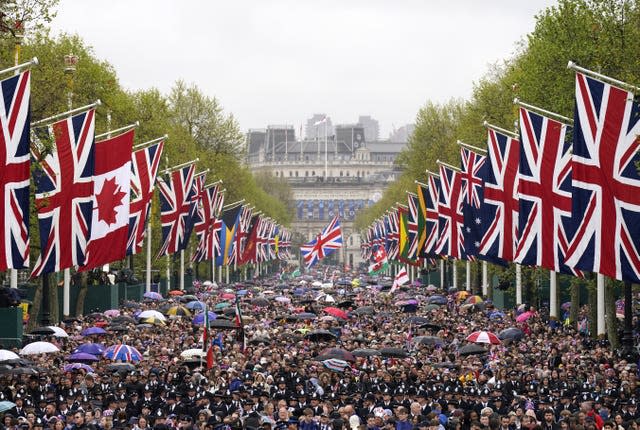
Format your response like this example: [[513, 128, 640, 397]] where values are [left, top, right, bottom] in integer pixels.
[[80, 130, 134, 271]]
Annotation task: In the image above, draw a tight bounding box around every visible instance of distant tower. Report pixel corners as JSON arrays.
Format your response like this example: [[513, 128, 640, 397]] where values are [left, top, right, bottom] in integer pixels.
[[357, 115, 379, 142]]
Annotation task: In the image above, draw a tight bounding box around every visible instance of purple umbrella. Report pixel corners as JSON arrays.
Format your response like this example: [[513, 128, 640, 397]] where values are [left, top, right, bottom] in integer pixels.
[[143, 291, 163, 301], [192, 311, 217, 325], [63, 363, 94, 372], [81, 327, 107, 336], [74, 343, 105, 355], [66, 352, 100, 362]]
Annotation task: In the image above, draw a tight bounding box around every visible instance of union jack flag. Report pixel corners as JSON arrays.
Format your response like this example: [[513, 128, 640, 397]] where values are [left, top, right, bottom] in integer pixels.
[[515, 107, 579, 275], [156, 164, 195, 257], [479, 128, 520, 262], [385, 210, 400, 260], [210, 189, 224, 261], [32, 109, 96, 276], [126, 140, 164, 255], [183, 171, 207, 250], [564, 72, 640, 282], [435, 165, 466, 260], [300, 216, 342, 268], [423, 174, 440, 257], [405, 194, 420, 260], [192, 184, 220, 262], [0, 70, 30, 270]]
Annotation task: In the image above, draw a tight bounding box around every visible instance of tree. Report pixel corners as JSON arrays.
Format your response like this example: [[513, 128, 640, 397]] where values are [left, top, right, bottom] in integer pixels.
[[0, 0, 59, 37]]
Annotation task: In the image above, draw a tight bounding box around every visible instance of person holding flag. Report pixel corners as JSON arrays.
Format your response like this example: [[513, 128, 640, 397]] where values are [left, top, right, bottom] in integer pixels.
[[390, 266, 410, 293]]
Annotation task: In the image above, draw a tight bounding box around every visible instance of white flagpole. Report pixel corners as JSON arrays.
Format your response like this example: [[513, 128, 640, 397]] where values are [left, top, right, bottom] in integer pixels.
[[452, 261, 458, 290], [466, 260, 471, 292], [225, 265, 229, 284], [597, 273, 605, 336], [63, 269, 70, 316], [515, 264, 522, 305], [180, 250, 185, 290], [166, 255, 171, 291], [549, 270, 557, 319], [440, 259, 444, 288], [146, 222, 151, 293], [482, 261, 488, 297], [211, 257, 215, 283]]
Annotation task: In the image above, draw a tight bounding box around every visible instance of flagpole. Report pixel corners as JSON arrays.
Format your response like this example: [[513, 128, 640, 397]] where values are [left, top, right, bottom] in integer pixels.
[[452, 260, 457, 290], [95, 121, 139, 140], [513, 99, 573, 124], [146, 222, 152, 293], [567, 61, 640, 92], [31, 100, 102, 128], [549, 270, 557, 319], [440, 259, 444, 288], [456, 140, 487, 154], [515, 264, 522, 305], [324, 119, 328, 179], [0, 57, 38, 78], [482, 261, 488, 297], [466, 260, 471, 292], [133, 134, 168, 150], [597, 273, 605, 336]]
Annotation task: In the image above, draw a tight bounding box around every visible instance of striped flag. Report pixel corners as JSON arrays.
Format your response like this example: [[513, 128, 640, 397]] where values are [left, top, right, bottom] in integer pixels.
[[390, 267, 410, 293]]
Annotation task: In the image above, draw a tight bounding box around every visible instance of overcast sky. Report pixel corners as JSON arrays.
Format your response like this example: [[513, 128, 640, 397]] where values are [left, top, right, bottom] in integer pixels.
[[50, 0, 557, 138]]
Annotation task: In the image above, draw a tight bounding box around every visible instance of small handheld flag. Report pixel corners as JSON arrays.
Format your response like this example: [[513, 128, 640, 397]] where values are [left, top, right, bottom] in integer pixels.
[[390, 267, 410, 293]]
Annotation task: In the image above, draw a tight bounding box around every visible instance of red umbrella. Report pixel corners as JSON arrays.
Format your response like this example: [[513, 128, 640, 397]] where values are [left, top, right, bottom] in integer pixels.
[[169, 290, 184, 296], [221, 293, 236, 300], [465, 331, 501, 345], [323, 307, 349, 320]]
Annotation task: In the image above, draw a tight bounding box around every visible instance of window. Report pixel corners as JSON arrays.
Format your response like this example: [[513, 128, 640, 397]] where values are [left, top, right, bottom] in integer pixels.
[[340, 171, 343, 177], [305, 171, 308, 177], [312, 171, 315, 176], [349, 236, 353, 246], [289, 171, 292, 177], [295, 171, 298, 177]]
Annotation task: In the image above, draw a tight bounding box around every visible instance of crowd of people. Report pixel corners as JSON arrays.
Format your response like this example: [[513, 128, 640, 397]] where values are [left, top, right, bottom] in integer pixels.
[[0, 268, 638, 430]]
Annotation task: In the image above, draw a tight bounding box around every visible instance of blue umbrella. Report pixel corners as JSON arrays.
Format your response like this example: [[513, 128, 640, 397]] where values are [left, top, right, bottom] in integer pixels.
[[0, 400, 16, 413], [427, 296, 447, 305], [489, 311, 505, 320], [66, 352, 100, 362], [143, 291, 163, 301], [74, 343, 105, 355], [63, 363, 94, 373], [103, 344, 143, 362], [192, 311, 217, 325], [81, 327, 107, 336], [186, 301, 206, 311], [237, 290, 248, 296]]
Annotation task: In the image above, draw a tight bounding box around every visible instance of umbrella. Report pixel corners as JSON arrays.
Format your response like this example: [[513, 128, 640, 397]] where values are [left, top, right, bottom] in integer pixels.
[[323, 307, 349, 320], [47, 326, 69, 338], [423, 304, 441, 312], [465, 295, 483, 305], [413, 336, 444, 346], [0, 401, 16, 413], [458, 343, 487, 356], [143, 291, 163, 300], [6, 367, 38, 375], [166, 306, 192, 317], [432, 362, 459, 369], [29, 327, 55, 336], [379, 347, 409, 358], [20, 341, 59, 355], [427, 296, 447, 305], [498, 327, 525, 341], [210, 319, 237, 330], [0, 350, 19, 361], [103, 344, 143, 362], [81, 327, 107, 336], [419, 322, 442, 331], [192, 311, 218, 325], [352, 306, 375, 316], [111, 316, 136, 325], [322, 358, 350, 373], [104, 309, 120, 318], [351, 348, 381, 357], [185, 301, 206, 311], [214, 302, 231, 310], [516, 311, 535, 322], [426, 285, 438, 292], [108, 325, 128, 332], [251, 297, 270, 307], [66, 352, 100, 362], [275, 296, 291, 304], [221, 293, 235, 300], [181, 294, 198, 301], [74, 343, 105, 355], [137, 310, 166, 321], [466, 331, 501, 345], [106, 363, 135, 372], [314, 348, 356, 362], [489, 311, 505, 320], [63, 363, 94, 373], [180, 349, 206, 359], [304, 330, 337, 342], [455, 291, 470, 301], [406, 316, 431, 325], [140, 316, 166, 326], [337, 300, 354, 309], [248, 336, 271, 345], [296, 313, 317, 321], [168, 290, 184, 296]]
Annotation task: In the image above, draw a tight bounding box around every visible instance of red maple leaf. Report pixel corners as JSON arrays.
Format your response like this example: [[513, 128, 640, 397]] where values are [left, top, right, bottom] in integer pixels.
[[96, 177, 126, 226]]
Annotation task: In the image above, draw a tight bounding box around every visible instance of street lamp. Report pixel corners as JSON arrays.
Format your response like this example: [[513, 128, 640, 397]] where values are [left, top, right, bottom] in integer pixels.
[[64, 53, 78, 109]]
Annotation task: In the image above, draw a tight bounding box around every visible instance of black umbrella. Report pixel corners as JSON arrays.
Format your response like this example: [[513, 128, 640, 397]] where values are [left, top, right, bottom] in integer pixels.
[[248, 337, 271, 345], [432, 362, 459, 369], [29, 327, 56, 336], [314, 348, 356, 362], [210, 319, 238, 330], [458, 343, 487, 356], [251, 298, 270, 307], [108, 325, 128, 332], [498, 328, 525, 341], [337, 300, 354, 309], [418, 322, 443, 331], [8, 367, 38, 375], [296, 313, 317, 321], [414, 336, 444, 346], [85, 312, 106, 320], [351, 348, 381, 357], [352, 306, 375, 316], [106, 363, 135, 372], [111, 316, 136, 325], [379, 347, 409, 358], [406, 316, 430, 325], [304, 330, 337, 342]]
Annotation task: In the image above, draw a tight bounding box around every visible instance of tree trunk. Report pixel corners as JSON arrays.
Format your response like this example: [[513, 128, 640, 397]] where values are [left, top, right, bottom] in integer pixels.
[[605, 279, 619, 349], [75, 272, 88, 317], [570, 277, 581, 326], [26, 280, 43, 332]]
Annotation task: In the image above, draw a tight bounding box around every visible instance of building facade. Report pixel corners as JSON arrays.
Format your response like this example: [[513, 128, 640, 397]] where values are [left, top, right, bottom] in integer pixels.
[[246, 126, 406, 267]]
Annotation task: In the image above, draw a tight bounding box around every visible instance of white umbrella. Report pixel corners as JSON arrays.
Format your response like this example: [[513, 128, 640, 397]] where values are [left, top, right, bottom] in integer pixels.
[[311, 281, 322, 287], [323, 295, 336, 303], [180, 348, 206, 359], [20, 341, 60, 355], [47, 326, 69, 338], [0, 349, 19, 361], [202, 281, 214, 287], [137, 310, 166, 321]]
